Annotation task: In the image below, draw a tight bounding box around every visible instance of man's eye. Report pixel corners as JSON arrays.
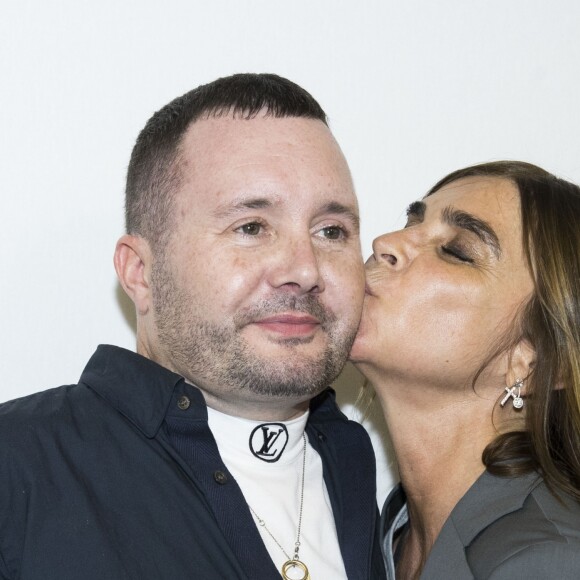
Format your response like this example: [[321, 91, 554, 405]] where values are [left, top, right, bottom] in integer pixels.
[[238, 222, 263, 236], [319, 226, 346, 240]]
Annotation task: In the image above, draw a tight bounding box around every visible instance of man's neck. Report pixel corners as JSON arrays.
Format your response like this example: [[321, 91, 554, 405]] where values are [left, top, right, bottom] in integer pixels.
[[136, 337, 312, 422], [200, 389, 311, 422]]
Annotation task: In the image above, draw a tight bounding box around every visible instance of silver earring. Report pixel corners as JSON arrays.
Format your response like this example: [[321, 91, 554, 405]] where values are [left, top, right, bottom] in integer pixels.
[[500, 378, 524, 409]]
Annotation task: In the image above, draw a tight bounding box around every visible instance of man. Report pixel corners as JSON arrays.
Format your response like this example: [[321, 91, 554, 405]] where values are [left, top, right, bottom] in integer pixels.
[[0, 74, 385, 579]]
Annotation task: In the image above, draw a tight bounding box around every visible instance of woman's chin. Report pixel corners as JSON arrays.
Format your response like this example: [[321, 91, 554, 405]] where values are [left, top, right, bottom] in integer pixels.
[[348, 332, 369, 364]]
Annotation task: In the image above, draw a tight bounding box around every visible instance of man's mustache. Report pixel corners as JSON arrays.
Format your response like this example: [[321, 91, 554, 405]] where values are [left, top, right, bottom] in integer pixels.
[[234, 295, 337, 330]]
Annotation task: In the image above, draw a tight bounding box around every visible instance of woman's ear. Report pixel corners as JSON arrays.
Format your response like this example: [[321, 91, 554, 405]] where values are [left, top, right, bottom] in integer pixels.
[[505, 339, 536, 394], [114, 235, 153, 316]]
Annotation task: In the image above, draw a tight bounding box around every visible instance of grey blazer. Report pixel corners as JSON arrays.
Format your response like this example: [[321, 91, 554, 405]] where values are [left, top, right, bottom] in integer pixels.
[[381, 471, 580, 579]]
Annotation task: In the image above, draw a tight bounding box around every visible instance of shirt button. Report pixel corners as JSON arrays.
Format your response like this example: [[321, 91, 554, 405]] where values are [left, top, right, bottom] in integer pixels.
[[177, 395, 190, 410], [213, 470, 228, 485]]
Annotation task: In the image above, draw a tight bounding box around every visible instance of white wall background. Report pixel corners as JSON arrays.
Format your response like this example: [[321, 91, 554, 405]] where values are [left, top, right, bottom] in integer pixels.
[[1, 0, 579, 504]]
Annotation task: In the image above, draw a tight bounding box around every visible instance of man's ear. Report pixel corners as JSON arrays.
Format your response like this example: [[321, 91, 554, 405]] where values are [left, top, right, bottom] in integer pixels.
[[505, 339, 536, 394], [114, 235, 153, 316]]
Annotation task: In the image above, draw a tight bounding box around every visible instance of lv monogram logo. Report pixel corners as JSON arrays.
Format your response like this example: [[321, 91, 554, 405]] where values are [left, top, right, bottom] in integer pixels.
[[249, 423, 289, 462]]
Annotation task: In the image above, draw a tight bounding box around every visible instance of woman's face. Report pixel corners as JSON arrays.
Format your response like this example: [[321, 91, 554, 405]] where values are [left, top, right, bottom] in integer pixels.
[[351, 177, 534, 390]]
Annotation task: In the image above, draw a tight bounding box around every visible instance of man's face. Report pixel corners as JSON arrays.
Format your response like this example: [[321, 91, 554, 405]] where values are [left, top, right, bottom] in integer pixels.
[[149, 114, 365, 413]]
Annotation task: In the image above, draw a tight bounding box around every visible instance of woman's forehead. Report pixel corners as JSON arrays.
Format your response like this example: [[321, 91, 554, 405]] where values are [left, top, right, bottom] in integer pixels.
[[425, 177, 521, 220]]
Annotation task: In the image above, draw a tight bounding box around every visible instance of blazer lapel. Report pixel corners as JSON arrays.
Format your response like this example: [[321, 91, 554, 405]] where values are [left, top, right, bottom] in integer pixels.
[[421, 519, 475, 579], [421, 471, 541, 579]]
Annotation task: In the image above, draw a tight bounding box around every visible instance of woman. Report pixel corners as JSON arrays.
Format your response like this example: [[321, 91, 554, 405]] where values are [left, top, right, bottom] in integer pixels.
[[351, 161, 580, 579]]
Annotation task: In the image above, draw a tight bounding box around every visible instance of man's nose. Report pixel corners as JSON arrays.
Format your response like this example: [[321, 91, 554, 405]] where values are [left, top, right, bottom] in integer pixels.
[[267, 237, 325, 294]]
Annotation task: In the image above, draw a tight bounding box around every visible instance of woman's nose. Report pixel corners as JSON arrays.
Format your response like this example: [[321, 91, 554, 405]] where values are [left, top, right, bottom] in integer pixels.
[[371, 231, 408, 269]]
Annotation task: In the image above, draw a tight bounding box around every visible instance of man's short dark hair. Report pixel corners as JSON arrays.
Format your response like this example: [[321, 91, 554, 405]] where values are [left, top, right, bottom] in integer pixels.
[[125, 73, 328, 252]]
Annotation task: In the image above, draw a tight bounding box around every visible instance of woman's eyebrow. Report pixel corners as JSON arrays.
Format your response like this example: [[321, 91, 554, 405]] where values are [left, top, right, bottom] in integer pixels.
[[442, 205, 502, 258], [406, 200, 426, 220]]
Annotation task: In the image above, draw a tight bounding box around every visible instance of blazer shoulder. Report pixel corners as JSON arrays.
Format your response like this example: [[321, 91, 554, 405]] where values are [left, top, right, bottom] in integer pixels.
[[467, 480, 580, 578], [487, 541, 580, 579]]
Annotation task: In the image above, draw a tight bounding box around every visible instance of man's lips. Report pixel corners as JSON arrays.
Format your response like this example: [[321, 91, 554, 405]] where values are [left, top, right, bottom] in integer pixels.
[[252, 314, 321, 337]]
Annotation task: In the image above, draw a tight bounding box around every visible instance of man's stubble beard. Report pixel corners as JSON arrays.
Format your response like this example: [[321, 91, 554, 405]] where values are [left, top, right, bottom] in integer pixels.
[[150, 259, 357, 399]]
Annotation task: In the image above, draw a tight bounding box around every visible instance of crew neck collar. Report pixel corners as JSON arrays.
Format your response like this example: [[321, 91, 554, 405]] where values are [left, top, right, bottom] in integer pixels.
[[207, 405, 309, 467]]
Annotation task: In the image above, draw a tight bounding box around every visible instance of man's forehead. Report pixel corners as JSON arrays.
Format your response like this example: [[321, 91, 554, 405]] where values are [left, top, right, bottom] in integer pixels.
[[174, 113, 356, 213], [210, 194, 359, 226], [178, 113, 343, 172]]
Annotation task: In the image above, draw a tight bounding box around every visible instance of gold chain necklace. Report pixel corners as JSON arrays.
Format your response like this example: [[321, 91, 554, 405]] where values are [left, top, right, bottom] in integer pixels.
[[249, 433, 310, 580]]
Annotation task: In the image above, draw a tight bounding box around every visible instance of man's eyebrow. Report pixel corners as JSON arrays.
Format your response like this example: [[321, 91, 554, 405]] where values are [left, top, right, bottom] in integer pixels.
[[211, 197, 273, 218], [442, 205, 502, 258], [212, 198, 360, 232], [319, 201, 360, 233]]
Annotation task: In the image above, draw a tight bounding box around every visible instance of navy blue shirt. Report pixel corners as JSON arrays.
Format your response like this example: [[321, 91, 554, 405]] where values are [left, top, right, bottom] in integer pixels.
[[0, 345, 385, 579]]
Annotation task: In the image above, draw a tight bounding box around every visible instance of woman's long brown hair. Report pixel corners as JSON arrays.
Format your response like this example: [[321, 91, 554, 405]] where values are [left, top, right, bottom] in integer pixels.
[[427, 161, 580, 500]]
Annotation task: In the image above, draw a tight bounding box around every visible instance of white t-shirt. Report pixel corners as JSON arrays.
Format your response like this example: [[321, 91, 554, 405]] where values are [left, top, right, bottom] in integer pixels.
[[207, 406, 348, 579]]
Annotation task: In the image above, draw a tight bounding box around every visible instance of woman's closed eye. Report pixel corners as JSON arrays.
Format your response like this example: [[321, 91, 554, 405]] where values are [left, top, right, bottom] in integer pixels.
[[441, 244, 474, 263]]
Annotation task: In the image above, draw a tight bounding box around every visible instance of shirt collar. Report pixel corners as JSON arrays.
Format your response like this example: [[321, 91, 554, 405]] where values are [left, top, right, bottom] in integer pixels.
[[79, 344, 344, 439], [79, 344, 184, 438]]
